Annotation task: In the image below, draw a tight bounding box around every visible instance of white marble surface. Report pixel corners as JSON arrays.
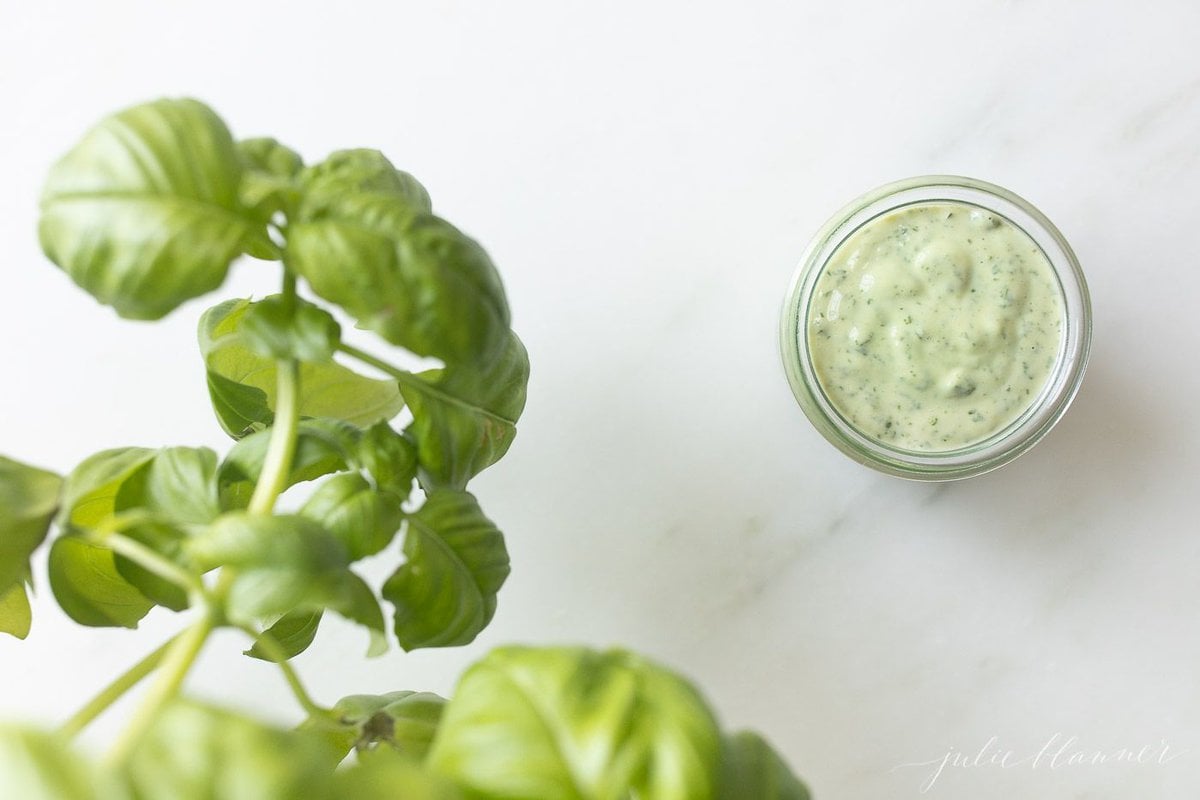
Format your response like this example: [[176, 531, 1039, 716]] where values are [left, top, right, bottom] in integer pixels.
[[2, 1, 1199, 797]]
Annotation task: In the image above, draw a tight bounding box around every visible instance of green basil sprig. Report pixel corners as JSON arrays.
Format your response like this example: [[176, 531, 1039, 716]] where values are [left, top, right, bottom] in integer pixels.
[[0, 98, 808, 799]]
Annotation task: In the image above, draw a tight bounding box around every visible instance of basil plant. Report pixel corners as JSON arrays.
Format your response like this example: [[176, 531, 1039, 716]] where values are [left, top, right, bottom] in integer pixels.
[[0, 99, 809, 799]]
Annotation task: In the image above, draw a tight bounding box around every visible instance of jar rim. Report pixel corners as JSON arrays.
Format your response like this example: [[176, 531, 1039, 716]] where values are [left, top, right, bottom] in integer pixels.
[[780, 175, 1092, 481]]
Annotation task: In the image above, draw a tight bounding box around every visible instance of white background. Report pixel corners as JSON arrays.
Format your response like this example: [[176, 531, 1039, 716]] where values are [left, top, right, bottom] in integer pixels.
[[3, 2, 1200, 797]]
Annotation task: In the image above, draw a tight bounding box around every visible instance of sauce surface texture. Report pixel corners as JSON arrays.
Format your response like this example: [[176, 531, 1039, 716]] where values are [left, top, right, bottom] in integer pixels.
[[806, 202, 1064, 451]]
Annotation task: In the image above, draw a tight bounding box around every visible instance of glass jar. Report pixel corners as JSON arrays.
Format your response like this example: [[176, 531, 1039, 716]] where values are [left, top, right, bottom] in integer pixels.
[[780, 176, 1092, 480]]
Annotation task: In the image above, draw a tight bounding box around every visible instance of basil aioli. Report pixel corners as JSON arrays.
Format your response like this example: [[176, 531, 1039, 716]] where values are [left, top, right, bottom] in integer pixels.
[[806, 202, 1064, 452]]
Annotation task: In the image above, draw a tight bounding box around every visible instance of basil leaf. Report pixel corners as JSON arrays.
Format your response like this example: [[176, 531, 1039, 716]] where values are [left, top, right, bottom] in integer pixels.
[[240, 137, 303, 181], [38, 98, 265, 320], [287, 213, 510, 367], [718, 732, 811, 800], [298, 149, 431, 224], [189, 513, 384, 654], [114, 446, 220, 526], [330, 573, 388, 658], [237, 137, 303, 228], [77, 446, 217, 611], [285, 150, 508, 367], [299, 473, 403, 561], [108, 515, 190, 612], [57, 448, 157, 530], [50, 449, 159, 627], [0, 582, 32, 640], [48, 536, 153, 628], [401, 331, 529, 490], [382, 490, 508, 650], [279, 150, 429, 335], [384, 215, 510, 365], [0, 726, 124, 800], [0, 455, 62, 592], [125, 700, 343, 800], [217, 418, 358, 510], [188, 512, 346, 585], [325, 691, 446, 761], [199, 298, 404, 438], [241, 296, 341, 363], [357, 422, 418, 497], [205, 372, 274, 438], [428, 646, 723, 800], [333, 752, 464, 800], [244, 609, 322, 662]]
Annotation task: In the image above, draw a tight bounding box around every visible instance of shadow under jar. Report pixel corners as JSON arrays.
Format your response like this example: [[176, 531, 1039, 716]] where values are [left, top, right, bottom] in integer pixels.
[[780, 176, 1091, 480]]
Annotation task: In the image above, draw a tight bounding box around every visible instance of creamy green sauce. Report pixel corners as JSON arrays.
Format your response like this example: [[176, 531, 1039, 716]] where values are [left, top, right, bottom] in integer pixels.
[[807, 202, 1064, 452]]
